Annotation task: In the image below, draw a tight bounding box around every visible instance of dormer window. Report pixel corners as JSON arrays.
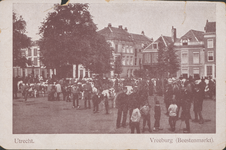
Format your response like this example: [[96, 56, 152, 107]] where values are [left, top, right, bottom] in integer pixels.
[[182, 39, 188, 45]]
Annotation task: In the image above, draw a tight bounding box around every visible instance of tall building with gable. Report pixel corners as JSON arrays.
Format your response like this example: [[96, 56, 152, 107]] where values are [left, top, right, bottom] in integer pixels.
[[174, 29, 205, 78], [98, 23, 152, 78]]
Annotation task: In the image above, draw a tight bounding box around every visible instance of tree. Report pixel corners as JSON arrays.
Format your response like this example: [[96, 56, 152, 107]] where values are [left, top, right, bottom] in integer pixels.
[[156, 41, 180, 94], [114, 55, 123, 76], [165, 43, 180, 77], [85, 34, 113, 75], [13, 12, 32, 69], [39, 3, 112, 78], [156, 41, 167, 78]]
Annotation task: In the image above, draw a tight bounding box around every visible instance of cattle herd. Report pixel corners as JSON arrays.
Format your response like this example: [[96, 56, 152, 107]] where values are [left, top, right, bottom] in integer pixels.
[[13, 75, 216, 133]]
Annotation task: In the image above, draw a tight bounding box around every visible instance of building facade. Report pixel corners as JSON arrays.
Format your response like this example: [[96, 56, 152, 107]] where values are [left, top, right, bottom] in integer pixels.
[[174, 29, 205, 79], [203, 20, 216, 79], [13, 41, 50, 78], [98, 23, 152, 78], [142, 27, 177, 77]]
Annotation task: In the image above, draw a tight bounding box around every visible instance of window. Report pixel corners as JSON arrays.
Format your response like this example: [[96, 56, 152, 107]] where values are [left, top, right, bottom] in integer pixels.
[[145, 53, 151, 64], [207, 51, 214, 61], [181, 68, 188, 78], [34, 48, 37, 56], [126, 46, 130, 53], [28, 49, 32, 56], [130, 47, 133, 53], [135, 58, 137, 66], [207, 39, 213, 48], [193, 52, 199, 64], [126, 56, 130, 65], [122, 45, 125, 53], [122, 56, 125, 65], [181, 52, 188, 64], [182, 39, 188, 45], [193, 68, 200, 79], [207, 66, 212, 76], [130, 56, 133, 65], [152, 53, 158, 63], [33, 58, 38, 66]]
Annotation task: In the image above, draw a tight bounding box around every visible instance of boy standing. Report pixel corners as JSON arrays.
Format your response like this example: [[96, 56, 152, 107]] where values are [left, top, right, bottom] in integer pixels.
[[153, 99, 161, 131], [168, 98, 178, 131], [130, 106, 141, 133], [140, 103, 151, 133]]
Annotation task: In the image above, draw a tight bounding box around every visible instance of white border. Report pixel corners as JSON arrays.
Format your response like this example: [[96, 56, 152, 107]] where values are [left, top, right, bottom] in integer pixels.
[[0, 1, 225, 149]]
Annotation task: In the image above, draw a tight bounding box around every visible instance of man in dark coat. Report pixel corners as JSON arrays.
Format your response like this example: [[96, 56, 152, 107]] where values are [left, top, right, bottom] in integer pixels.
[[181, 80, 193, 133], [83, 81, 92, 109], [164, 82, 173, 115], [116, 87, 128, 128], [193, 81, 204, 124]]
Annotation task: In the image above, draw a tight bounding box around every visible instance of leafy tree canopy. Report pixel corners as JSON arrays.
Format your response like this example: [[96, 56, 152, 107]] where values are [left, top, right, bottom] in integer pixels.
[[13, 12, 32, 67], [166, 43, 180, 76], [156, 42, 179, 77], [39, 3, 112, 76]]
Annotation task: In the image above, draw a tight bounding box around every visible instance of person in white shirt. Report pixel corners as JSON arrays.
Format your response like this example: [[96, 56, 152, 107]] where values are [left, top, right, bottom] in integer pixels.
[[55, 82, 62, 101], [130, 106, 141, 133], [168, 98, 178, 131]]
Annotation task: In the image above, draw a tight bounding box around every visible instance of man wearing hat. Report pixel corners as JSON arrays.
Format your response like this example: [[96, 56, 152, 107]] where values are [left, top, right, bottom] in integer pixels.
[[164, 78, 173, 115], [115, 87, 129, 128]]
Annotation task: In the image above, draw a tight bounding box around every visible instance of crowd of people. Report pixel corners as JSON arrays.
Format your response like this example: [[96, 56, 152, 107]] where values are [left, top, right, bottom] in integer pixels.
[[13, 74, 216, 133]]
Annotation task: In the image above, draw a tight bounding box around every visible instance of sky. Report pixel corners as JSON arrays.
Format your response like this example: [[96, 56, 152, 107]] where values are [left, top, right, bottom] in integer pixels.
[[13, 2, 216, 41]]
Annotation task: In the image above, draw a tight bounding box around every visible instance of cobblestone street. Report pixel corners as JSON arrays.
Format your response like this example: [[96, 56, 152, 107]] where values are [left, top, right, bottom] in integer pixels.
[[13, 94, 216, 134]]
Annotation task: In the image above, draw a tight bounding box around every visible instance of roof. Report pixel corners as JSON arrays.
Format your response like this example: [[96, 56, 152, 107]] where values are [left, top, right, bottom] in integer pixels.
[[143, 35, 174, 51], [130, 33, 152, 43], [98, 26, 133, 42], [162, 36, 174, 46], [176, 29, 204, 42], [204, 21, 216, 33]]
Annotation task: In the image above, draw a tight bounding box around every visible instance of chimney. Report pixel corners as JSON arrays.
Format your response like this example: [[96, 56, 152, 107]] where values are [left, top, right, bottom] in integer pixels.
[[118, 25, 123, 29], [124, 27, 128, 32], [171, 26, 176, 42], [141, 31, 144, 35], [108, 23, 112, 27]]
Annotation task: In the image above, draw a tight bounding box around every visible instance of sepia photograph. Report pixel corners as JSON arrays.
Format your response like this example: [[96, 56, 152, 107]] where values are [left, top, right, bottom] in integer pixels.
[[0, 0, 225, 149], [12, 1, 216, 134]]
